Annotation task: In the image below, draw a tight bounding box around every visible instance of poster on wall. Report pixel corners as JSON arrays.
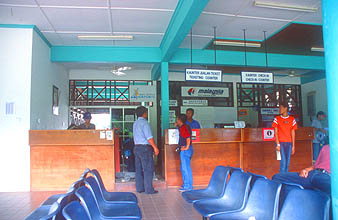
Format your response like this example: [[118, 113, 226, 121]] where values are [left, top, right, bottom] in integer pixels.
[[129, 85, 156, 102], [52, 85, 59, 115], [169, 110, 176, 123], [261, 108, 279, 115], [238, 109, 248, 117], [185, 69, 222, 82], [262, 128, 275, 141], [181, 86, 229, 97], [241, 72, 274, 84]]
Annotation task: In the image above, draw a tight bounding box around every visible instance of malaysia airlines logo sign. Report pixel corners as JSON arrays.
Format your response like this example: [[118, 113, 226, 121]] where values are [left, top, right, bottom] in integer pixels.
[[182, 87, 229, 97]]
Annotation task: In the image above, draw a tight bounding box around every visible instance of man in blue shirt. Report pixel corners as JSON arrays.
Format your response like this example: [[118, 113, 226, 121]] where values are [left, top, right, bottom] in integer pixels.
[[133, 106, 159, 194], [186, 108, 201, 129]]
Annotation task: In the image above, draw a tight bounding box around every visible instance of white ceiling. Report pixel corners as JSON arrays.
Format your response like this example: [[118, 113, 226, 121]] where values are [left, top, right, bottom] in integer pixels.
[[0, 0, 322, 49]]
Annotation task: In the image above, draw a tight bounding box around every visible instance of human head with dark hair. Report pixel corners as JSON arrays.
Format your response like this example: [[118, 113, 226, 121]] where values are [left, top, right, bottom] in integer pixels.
[[317, 111, 326, 120], [279, 101, 289, 116], [135, 106, 148, 118], [186, 108, 195, 122], [176, 114, 187, 127]]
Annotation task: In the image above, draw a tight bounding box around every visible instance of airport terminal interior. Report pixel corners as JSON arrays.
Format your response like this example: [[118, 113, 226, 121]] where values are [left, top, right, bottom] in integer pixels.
[[1, 0, 338, 219]]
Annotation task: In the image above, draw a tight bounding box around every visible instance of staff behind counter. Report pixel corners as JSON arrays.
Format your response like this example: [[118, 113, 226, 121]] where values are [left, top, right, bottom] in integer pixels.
[[68, 112, 96, 130]]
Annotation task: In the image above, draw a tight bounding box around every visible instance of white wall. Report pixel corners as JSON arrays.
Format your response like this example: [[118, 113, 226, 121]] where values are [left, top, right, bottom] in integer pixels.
[[301, 78, 328, 127], [30, 31, 69, 130], [0, 28, 33, 192], [169, 71, 301, 127]]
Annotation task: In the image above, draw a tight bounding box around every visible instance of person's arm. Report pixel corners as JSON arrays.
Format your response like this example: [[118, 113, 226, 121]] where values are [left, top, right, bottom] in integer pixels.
[[299, 166, 314, 178], [148, 138, 159, 156], [274, 127, 280, 151], [181, 137, 191, 151], [291, 129, 296, 155]]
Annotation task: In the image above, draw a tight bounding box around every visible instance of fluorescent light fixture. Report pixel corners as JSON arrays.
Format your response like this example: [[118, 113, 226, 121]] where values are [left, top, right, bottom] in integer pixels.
[[214, 40, 261, 48], [78, 35, 133, 41], [311, 47, 324, 52], [254, 1, 318, 12]]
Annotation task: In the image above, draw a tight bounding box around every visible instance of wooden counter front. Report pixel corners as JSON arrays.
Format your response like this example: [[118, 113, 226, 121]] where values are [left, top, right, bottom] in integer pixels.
[[29, 130, 116, 191], [164, 127, 314, 187]]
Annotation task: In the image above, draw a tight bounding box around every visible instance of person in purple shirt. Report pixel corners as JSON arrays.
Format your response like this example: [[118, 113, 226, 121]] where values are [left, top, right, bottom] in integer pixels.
[[186, 108, 201, 129], [272, 144, 331, 195]]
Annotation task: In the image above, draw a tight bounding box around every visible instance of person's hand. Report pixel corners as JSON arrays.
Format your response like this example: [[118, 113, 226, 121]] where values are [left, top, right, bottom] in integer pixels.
[[180, 146, 188, 151], [299, 169, 309, 178], [291, 147, 295, 155], [153, 147, 159, 156]]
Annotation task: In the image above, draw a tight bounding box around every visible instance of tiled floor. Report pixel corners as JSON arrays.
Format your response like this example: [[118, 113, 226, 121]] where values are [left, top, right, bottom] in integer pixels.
[[0, 188, 201, 220]]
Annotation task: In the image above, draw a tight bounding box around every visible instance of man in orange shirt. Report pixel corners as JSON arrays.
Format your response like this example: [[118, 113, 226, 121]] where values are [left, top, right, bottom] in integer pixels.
[[272, 102, 297, 172]]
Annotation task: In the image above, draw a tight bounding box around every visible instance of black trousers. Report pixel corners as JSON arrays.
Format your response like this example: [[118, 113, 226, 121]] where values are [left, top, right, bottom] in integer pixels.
[[134, 145, 155, 194]]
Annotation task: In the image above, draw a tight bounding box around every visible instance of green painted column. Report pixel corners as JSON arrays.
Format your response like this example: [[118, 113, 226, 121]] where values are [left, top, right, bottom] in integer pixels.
[[323, 0, 338, 218], [161, 62, 170, 135]]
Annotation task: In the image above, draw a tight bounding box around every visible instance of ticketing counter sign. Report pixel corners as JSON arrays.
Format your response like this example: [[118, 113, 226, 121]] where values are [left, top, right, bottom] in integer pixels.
[[241, 72, 274, 84], [186, 69, 222, 82]]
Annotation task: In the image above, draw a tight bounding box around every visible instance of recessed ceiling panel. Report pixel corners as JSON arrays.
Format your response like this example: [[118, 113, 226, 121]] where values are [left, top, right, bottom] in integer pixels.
[[43, 8, 111, 32], [111, 9, 173, 33], [204, 0, 249, 14], [37, 0, 108, 7], [42, 32, 62, 45], [0, 0, 36, 5], [112, 34, 163, 47], [179, 36, 213, 49], [0, 6, 53, 30], [109, 0, 178, 10], [192, 13, 236, 36]]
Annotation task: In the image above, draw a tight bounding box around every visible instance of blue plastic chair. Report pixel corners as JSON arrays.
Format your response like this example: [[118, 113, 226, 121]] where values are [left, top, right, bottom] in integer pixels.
[[24, 202, 60, 220], [85, 176, 138, 203], [229, 166, 243, 174], [41, 178, 85, 206], [80, 168, 91, 178], [193, 171, 252, 219], [279, 189, 330, 220], [210, 178, 282, 220], [246, 171, 268, 188], [182, 166, 230, 203], [62, 201, 90, 220], [278, 182, 304, 213], [75, 186, 142, 219]]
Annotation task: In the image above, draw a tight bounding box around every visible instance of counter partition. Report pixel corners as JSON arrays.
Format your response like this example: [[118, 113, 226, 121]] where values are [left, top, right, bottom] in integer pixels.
[[29, 130, 116, 191], [164, 127, 314, 187]]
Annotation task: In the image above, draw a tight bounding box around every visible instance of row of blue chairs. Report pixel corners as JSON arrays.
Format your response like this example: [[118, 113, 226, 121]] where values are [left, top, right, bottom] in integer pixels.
[[182, 166, 330, 220], [25, 168, 142, 220]]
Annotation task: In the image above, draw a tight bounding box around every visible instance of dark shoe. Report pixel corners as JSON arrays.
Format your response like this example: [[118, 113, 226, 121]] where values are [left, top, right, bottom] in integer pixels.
[[146, 190, 158, 194], [137, 190, 145, 193]]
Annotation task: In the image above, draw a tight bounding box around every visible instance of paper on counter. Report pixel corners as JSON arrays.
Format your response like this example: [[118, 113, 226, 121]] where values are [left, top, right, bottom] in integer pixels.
[[106, 130, 113, 140], [100, 131, 106, 139]]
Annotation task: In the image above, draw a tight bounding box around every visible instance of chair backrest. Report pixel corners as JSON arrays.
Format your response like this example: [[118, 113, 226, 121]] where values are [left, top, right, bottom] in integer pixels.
[[75, 186, 102, 219], [53, 192, 79, 220], [221, 171, 252, 210], [243, 178, 282, 220], [62, 201, 90, 220], [80, 168, 91, 178], [279, 189, 330, 220], [278, 182, 304, 213], [206, 166, 230, 195], [84, 176, 106, 207], [89, 169, 107, 193], [246, 171, 268, 188], [42, 202, 61, 220], [228, 166, 243, 175], [69, 178, 85, 192]]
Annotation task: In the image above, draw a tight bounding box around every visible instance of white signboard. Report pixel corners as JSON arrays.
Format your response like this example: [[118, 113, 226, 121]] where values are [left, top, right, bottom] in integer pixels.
[[261, 108, 279, 115], [186, 69, 222, 82], [182, 100, 208, 106], [181, 87, 229, 97], [168, 129, 179, 145], [130, 85, 156, 102], [241, 72, 274, 84], [263, 129, 275, 139], [169, 110, 176, 123]]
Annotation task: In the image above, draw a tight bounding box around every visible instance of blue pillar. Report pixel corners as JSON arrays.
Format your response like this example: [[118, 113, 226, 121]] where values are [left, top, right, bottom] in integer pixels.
[[161, 62, 170, 135], [322, 0, 338, 218]]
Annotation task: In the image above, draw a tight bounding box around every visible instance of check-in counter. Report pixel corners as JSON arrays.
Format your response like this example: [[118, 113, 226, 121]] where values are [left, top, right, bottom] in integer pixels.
[[164, 127, 314, 187], [29, 130, 117, 191]]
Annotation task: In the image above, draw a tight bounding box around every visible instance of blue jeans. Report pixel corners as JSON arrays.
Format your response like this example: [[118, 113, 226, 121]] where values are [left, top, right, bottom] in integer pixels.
[[180, 147, 193, 190], [272, 170, 331, 195], [313, 143, 323, 161], [134, 145, 155, 194], [280, 142, 292, 172]]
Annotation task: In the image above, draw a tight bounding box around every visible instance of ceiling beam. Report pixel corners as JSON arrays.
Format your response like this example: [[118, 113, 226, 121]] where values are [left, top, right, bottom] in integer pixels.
[[170, 49, 325, 70], [151, 0, 210, 80], [51, 46, 161, 63]]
